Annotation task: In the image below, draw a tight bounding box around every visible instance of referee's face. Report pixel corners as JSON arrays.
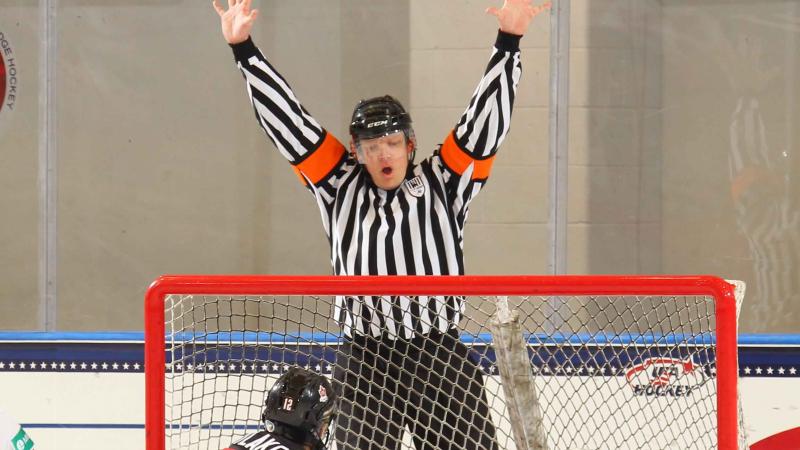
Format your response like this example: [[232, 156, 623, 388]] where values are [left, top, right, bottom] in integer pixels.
[[359, 131, 413, 190]]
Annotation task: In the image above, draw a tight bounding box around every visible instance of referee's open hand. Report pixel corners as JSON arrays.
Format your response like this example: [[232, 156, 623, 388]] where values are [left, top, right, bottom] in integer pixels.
[[213, 0, 259, 45], [486, 0, 552, 36]]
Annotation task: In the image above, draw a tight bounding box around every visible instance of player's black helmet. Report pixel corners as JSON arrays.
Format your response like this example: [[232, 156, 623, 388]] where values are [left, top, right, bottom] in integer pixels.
[[262, 367, 337, 448], [349, 95, 415, 162]]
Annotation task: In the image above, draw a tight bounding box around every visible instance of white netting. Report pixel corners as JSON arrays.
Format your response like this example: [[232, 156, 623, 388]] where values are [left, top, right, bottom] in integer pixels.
[[157, 292, 731, 450]]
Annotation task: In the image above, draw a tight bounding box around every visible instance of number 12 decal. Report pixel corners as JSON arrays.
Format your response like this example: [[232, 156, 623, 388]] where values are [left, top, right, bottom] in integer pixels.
[[282, 398, 294, 411]]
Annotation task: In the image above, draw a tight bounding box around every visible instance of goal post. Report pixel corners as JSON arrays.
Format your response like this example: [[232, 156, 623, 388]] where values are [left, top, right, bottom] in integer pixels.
[[145, 275, 740, 450]]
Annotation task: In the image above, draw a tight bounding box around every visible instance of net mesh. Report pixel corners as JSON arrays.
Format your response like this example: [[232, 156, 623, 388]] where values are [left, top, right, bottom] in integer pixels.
[[160, 293, 724, 450]]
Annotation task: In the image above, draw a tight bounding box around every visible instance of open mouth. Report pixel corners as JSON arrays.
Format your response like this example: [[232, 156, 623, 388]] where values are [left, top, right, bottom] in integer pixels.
[[382, 167, 393, 175]]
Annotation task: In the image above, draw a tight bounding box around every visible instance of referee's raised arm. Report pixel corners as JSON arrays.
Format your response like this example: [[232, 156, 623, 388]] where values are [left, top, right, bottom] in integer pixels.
[[213, 0, 344, 187], [444, 0, 551, 182]]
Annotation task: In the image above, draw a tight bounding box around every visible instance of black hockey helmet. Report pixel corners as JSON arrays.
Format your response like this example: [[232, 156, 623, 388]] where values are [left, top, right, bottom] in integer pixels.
[[349, 95, 415, 162], [262, 367, 337, 447]]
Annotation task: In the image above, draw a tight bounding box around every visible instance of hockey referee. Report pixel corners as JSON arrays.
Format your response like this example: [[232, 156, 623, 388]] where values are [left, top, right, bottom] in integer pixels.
[[213, 1, 551, 448]]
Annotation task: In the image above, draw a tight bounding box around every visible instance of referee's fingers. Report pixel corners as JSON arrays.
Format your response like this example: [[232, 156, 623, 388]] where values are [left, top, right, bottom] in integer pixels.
[[212, 0, 224, 16]]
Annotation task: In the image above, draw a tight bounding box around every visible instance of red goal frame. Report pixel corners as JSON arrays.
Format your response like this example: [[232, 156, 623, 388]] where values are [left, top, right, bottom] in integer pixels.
[[144, 274, 738, 450]]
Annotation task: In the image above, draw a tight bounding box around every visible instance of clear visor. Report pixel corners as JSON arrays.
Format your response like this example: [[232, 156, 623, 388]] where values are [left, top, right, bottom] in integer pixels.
[[354, 130, 409, 161]]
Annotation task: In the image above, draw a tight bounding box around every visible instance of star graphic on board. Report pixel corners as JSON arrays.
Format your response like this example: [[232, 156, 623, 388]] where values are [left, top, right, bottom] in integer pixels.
[[70, 362, 77, 370], [766, 367, 774, 375], [80, 363, 87, 370], [743, 367, 751, 374], [133, 363, 141, 370], [778, 367, 785, 375], [791, 367, 797, 375], [123, 363, 130, 370], [59, 362, 66, 370], [755, 367, 762, 374], [91, 363, 98, 370], [0, 362, 4, 369], [112, 363, 119, 370], [101, 363, 109, 370]]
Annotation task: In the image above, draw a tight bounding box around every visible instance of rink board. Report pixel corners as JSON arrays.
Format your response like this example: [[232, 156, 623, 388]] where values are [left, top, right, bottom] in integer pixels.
[[0, 333, 798, 449]]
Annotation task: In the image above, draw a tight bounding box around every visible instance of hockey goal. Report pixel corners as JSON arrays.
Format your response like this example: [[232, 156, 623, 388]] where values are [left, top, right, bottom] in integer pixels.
[[145, 275, 740, 450]]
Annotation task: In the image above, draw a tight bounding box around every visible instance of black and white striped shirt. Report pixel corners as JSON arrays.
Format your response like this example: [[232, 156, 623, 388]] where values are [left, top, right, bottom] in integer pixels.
[[232, 31, 522, 339]]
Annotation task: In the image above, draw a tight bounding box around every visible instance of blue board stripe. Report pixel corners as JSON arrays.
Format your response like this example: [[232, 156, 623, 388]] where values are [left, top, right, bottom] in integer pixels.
[[1, 334, 800, 377]]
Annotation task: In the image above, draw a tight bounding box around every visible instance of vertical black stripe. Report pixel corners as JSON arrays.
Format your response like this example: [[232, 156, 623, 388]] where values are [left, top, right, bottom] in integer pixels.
[[352, 189, 372, 275], [411, 182, 434, 276], [337, 174, 367, 274], [384, 194, 398, 276], [422, 163, 451, 275], [367, 194, 382, 275], [397, 193, 417, 275]]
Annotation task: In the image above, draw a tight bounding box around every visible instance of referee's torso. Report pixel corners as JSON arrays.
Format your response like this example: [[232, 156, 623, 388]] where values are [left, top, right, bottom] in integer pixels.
[[313, 147, 483, 339]]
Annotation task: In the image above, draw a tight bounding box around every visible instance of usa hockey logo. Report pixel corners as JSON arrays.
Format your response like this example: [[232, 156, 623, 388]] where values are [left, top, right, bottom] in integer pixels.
[[625, 357, 709, 397]]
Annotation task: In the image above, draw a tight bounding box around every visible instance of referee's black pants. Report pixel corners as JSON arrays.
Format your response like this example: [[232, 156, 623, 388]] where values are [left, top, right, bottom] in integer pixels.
[[332, 329, 499, 450]]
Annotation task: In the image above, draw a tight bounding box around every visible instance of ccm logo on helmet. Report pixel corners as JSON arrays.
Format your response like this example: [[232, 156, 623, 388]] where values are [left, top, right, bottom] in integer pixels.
[[366, 120, 388, 128]]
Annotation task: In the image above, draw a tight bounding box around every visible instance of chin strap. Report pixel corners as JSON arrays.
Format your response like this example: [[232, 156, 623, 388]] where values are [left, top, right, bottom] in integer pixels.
[[405, 130, 417, 163]]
